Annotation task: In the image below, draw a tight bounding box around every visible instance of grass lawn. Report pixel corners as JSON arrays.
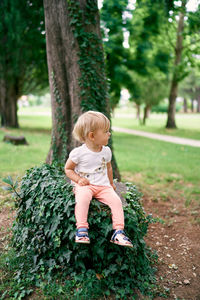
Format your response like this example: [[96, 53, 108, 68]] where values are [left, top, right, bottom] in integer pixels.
[[0, 127, 51, 178], [114, 132, 200, 207], [112, 107, 200, 140], [0, 107, 51, 178], [0, 109, 200, 208]]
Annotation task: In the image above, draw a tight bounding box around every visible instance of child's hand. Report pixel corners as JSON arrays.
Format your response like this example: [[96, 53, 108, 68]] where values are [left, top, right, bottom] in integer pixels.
[[78, 177, 90, 186], [111, 183, 116, 190]]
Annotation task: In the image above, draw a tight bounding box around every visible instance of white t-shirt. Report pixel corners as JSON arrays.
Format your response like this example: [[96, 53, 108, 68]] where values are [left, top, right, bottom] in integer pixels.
[[68, 143, 112, 186]]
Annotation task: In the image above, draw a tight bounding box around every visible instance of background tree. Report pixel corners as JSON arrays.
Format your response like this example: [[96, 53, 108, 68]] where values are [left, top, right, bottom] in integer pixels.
[[166, 0, 187, 128], [179, 68, 200, 112], [126, 0, 170, 122], [150, 0, 200, 127], [166, 0, 200, 126], [140, 75, 168, 125], [100, 0, 134, 111], [115, 0, 200, 127], [100, 0, 170, 122], [0, 0, 48, 128], [43, 0, 120, 179]]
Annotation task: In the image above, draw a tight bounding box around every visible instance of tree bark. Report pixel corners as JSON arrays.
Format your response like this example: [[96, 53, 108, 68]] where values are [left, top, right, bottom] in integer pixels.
[[3, 135, 28, 145], [43, 0, 120, 179], [197, 95, 200, 113], [183, 98, 187, 113], [0, 78, 19, 128], [136, 104, 143, 125], [142, 104, 150, 125], [166, 0, 186, 129], [191, 99, 194, 112], [136, 104, 140, 119]]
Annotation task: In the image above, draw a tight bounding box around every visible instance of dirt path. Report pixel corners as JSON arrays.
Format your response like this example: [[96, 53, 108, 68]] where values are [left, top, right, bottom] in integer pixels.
[[112, 127, 200, 148], [0, 208, 15, 252], [143, 193, 200, 300], [0, 195, 200, 299]]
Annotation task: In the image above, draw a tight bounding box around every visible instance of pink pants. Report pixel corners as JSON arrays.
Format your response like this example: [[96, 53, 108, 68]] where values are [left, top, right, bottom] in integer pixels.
[[73, 184, 124, 230]]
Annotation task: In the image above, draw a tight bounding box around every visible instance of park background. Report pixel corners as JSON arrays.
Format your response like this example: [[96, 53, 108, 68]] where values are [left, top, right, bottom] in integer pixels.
[[0, 0, 200, 299]]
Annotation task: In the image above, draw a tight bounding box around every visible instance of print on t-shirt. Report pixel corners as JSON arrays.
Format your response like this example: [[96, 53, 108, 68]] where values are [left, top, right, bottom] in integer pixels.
[[94, 157, 107, 175], [77, 157, 107, 179], [68, 144, 112, 186]]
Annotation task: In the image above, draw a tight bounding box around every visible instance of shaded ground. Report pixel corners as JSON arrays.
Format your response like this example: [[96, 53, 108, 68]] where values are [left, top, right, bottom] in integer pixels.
[[0, 208, 15, 253], [143, 192, 200, 300], [0, 190, 200, 299]]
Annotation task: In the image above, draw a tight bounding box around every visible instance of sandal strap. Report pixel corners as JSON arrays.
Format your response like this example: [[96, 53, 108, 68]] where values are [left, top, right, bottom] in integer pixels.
[[112, 230, 131, 242], [77, 228, 88, 232], [76, 228, 89, 238], [112, 229, 124, 240]]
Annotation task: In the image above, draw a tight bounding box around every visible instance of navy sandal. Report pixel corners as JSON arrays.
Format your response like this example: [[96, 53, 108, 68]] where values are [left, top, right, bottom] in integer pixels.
[[75, 228, 90, 244], [110, 229, 133, 248]]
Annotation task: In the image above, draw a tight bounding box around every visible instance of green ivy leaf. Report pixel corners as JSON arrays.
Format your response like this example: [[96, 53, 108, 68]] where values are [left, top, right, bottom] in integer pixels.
[[10, 162, 157, 299], [2, 175, 13, 186], [1, 185, 13, 191]]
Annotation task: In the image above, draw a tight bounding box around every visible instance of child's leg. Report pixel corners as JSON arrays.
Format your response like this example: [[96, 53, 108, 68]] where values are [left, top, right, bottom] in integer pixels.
[[73, 184, 94, 229], [95, 186, 124, 230], [95, 186, 133, 247]]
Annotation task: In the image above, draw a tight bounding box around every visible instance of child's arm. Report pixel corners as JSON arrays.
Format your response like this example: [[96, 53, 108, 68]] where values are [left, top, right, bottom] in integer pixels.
[[65, 159, 90, 186], [107, 162, 116, 190]]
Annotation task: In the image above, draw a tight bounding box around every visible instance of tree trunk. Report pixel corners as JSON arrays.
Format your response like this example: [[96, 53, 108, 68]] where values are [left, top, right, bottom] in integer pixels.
[[191, 99, 194, 112], [197, 95, 200, 113], [3, 134, 28, 145], [183, 98, 187, 113], [142, 104, 150, 125], [43, 0, 120, 179], [0, 78, 19, 128], [136, 104, 140, 119], [136, 104, 143, 125], [166, 0, 186, 129]]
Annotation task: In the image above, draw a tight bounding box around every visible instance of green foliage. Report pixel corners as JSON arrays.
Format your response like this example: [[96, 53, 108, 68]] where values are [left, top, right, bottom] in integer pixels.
[[100, 0, 132, 110], [152, 102, 181, 113], [2, 176, 20, 200], [179, 68, 200, 102], [3, 164, 159, 298], [0, 0, 48, 95], [188, 6, 200, 34], [67, 0, 108, 115], [118, 0, 171, 109], [126, 0, 200, 115], [131, 0, 166, 76], [0, 249, 35, 300]]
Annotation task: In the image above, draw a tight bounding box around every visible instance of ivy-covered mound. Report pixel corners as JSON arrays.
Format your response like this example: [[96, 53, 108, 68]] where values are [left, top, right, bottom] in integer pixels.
[[9, 164, 158, 298]]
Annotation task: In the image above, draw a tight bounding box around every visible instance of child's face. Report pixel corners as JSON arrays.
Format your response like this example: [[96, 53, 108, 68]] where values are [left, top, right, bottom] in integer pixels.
[[92, 128, 111, 146]]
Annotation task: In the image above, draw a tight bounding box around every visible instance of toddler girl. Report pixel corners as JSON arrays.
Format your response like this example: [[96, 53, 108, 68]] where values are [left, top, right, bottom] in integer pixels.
[[65, 111, 133, 248]]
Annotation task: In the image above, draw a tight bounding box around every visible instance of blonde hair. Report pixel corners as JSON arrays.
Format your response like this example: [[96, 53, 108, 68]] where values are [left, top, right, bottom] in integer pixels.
[[72, 111, 110, 143]]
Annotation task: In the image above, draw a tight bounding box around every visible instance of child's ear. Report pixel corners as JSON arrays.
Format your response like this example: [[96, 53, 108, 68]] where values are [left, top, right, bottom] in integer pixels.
[[88, 132, 94, 141]]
